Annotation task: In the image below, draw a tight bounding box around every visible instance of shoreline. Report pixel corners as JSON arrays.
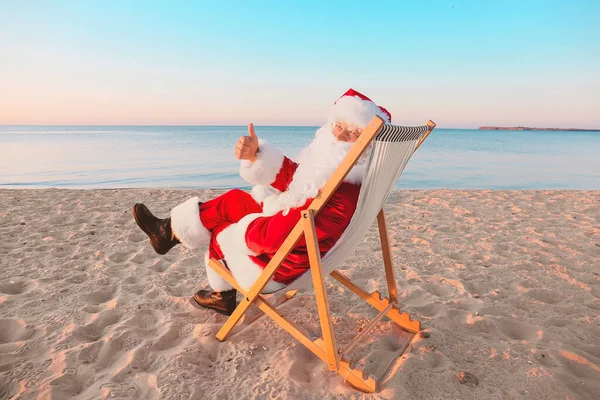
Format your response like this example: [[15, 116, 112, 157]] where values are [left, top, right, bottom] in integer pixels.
[[1, 188, 598, 399]]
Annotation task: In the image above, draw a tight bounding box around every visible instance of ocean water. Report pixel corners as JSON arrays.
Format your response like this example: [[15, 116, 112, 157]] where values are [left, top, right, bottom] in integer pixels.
[[1, 125, 599, 190]]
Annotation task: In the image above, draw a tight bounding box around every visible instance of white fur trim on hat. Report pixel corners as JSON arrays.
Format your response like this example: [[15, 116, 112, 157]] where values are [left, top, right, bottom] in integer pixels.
[[170, 196, 211, 249], [328, 95, 390, 129], [239, 139, 284, 186], [204, 251, 234, 292], [216, 214, 286, 293]]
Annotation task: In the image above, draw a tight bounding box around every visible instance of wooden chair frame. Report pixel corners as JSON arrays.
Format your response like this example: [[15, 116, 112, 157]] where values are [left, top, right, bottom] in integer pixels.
[[207, 116, 436, 392]]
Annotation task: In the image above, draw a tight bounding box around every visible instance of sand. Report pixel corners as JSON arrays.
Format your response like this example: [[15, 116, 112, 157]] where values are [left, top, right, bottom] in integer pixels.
[[0, 188, 598, 400]]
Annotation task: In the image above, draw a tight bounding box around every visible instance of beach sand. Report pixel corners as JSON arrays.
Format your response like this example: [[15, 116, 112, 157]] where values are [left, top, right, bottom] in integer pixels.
[[0, 188, 598, 399]]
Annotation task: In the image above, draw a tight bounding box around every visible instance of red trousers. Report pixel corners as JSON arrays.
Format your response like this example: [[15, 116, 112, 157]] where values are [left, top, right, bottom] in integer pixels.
[[199, 189, 261, 262]]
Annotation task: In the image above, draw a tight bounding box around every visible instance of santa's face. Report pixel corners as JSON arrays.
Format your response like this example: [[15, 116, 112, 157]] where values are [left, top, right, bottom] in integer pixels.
[[332, 121, 363, 143]]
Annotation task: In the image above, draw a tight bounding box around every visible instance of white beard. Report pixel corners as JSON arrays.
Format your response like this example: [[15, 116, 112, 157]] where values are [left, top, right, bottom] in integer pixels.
[[259, 124, 370, 216]]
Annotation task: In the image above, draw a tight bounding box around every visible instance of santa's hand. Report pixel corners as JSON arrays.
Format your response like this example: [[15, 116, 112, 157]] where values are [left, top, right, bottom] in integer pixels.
[[235, 123, 259, 162]]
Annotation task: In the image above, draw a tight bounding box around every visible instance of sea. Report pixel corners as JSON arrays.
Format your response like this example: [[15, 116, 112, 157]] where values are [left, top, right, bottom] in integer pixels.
[[1, 126, 599, 190]]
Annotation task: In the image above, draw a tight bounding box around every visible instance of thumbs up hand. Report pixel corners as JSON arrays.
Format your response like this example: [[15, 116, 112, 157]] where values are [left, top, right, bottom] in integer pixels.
[[235, 123, 260, 162]]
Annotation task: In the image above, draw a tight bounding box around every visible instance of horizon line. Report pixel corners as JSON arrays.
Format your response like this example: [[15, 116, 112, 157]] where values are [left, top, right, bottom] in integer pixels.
[[2, 123, 464, 129], [2, 124, 600, 131]]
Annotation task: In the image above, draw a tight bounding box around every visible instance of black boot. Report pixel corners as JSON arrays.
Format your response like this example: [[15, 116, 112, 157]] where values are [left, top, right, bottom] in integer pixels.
[[190, 289, 237, 316], [132, 203, 180, 255]]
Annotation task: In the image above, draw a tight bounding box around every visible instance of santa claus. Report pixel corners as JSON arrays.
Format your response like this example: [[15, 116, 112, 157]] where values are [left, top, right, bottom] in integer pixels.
[[132, 88, 391, 315]]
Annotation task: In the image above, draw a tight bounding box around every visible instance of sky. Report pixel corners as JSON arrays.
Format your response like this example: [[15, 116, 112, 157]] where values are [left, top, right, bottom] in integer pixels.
[[0, 0, 598, 128]]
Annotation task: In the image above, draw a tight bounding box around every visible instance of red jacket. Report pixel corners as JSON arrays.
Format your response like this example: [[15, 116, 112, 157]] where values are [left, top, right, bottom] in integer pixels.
[[245, 156, 361, 284]]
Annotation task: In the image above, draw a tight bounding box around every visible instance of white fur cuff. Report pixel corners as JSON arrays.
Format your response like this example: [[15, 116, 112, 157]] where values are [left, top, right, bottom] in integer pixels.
[[232, 213, 262, 256], [239, 139, 284, 186], [170, 197, 211, 249], [216, 220, 286, 293], [250, 185, 278, 204], [204, 251, 234, 292]]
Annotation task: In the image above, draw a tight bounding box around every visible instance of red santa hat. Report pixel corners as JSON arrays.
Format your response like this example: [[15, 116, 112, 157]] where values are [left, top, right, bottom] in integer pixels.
[[329, 88, 391, 128]]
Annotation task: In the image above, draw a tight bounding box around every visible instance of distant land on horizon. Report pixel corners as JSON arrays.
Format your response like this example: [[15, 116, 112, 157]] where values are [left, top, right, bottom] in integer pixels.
[[479, 126, 600, 132]]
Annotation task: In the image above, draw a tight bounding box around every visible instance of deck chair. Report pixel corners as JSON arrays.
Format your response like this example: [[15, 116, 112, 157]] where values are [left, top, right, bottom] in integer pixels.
[[207, 116, 436, 392]]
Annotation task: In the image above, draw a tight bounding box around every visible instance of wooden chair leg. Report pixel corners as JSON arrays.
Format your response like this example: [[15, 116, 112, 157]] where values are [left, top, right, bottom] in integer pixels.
[[210, 258, 376, 392], [377, 209, 398, 304], [304, 210, 339, 371], [215, 268, 278, 341], [330, 270, 421, 334], [215, 223, 305, 341], [339, 356, 378, 393]]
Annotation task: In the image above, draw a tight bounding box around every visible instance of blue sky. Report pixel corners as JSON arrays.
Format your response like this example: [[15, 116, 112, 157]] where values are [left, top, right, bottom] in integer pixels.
[[1, 0, 598, 127]]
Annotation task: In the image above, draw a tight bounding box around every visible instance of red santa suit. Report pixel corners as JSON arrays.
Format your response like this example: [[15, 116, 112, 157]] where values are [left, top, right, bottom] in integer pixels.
[[169, 89, 391, 293]]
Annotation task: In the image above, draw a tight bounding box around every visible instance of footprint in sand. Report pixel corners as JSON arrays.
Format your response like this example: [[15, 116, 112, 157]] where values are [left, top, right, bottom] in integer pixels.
[[81, 304, 102, 314], [150, 322, 194, 351], [48, 370, 83, 397], [83, 288, 116, 306], [124, 309, 163, 330], [111, 344, 160, 383], [78, 340, 105, 365], [99, 383, 143, 399], [0, 278, 37, 295], [129, 253, 150, 265], [494, 318, 539, 341], [108, 252, 129, 263], [447, 250, 470, 261], [288, 343, 319, 383], [123, 276, 140, 285], [118, 331, 144, 352], [0, 375, 18, 400], [128, 232, 147, 243], [0, 318, 42, 344], [526, 288, 567, 304], [418, 350, 448, 372], [150, 261, 169, 273], [127, 284, 147, 296], [71, 310, 124, 343], [348, 269, 376, 282], [462, 280, 492, 296], [164, 283, 191, 297], [419, 282, 454, 298], [65, 273, 88, 284], [172, 352, 217, 393], [288, 359, 312, 383], [86, 330, 144, 374]]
